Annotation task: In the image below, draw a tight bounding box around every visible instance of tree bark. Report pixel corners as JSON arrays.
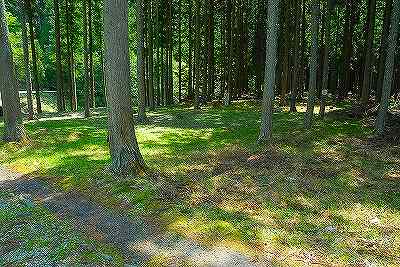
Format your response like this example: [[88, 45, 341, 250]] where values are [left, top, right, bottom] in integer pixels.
[[361, 0, 377, 105], [88, 0, 95, 109], [290, 0, 300, 112], [304, 0, 320, 129], [25, 0, 41, 114], [0, 0, 25, 142], [83, 0, 91, 117], [376, 0, 393, 102], [320, 0, 333, 118], [137, 0, 147, 122], [376, 0, 399, 134], [258, 0, 280, 142], [21, 8, 34, 120], [54, 0, 64, 112], [194, 0, 201, 109], [178, 0, 182, 102], [148, 0, 155, 110], [103, 0, 145, 174]]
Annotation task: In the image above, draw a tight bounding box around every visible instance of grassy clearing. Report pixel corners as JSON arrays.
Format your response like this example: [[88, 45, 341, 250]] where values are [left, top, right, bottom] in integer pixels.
[[1, 101, 399, 266]]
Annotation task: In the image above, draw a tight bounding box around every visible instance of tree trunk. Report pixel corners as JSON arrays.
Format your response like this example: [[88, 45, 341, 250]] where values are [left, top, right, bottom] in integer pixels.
[[258, 0, 280, 142], [290, 0, 300, 112], [376, 0, 399, 134], [54, 0, 64, 112], [66, 0, 77, 111], [0, 0, 25, 142], [21, 8, 34, 120], [254, 0, 267, 99], [376, 0, 393, 102], [178, 0, 182, 102], [188, 0, 193, 100], [224, 0, 233, 106], [148, 0, 155, 110], [304, 0, 320, 129], [103, 0, 145, 174], [88, 0, 95, 108], [25, 0, 41, 114], [194, 0, 201, 109], [320, 0, 333, 118], [361, 0, 377, 105], [83, 0, 91, 118], [137, 0, 147, 122]]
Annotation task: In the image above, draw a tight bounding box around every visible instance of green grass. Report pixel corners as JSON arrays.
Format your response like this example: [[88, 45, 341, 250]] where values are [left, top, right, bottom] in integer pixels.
[[1, 101, 399, 266]]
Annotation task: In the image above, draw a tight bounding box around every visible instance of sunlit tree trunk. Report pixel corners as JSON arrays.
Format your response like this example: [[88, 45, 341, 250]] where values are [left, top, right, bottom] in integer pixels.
[[304, 0, 320, 129], [188, 0, 193, 100], [104, 0, 145, 174], [223, 0, 232, 106], [0, 0, 26, 142], [21, 8, 34, 120], [376, 0, 399, 134], [258, 0, 280, 142]]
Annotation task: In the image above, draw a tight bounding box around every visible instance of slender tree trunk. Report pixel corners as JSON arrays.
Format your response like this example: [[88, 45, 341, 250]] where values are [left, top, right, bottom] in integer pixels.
[[103, 0, 145, 174], [320, 0, 333, 118], [254, 0, 267, 99], [148, 0, 155, 110], [280, 0, 289, 104], [167, 0, 173, 105], [194, 0, 201, 109], [83, 0, 90, 117], [1, 0, 26, 142], [188, 0, 193, 100], [376, 0, 393, 102], [361, 0, 377, 105], [66, 0, 77, 111], [304, 0, 320, 129], [178, 0, 182, 102], [88, 0, 95, 108], [25, 0, 41, 114], [376, 0, 399, 134], [224, 0, 233, 106], [207, 0, 215, 101], [290, 0, 300, 112], [258, 0, 280, 142], [137, 0, 147, 122], [21, 8, 34, 120], [54, 0, 64, 112]]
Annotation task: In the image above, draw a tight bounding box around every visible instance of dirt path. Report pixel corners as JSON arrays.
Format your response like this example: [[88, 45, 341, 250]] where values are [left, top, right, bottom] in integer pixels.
[[0, 166, 259, 266]]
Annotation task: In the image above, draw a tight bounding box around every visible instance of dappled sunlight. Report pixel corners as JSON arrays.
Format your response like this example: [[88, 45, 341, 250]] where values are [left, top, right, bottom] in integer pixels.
[[1, 103, 399, 266]]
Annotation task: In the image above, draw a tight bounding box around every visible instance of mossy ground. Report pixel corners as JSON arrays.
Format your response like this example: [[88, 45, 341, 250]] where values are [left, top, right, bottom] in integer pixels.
[[1, 101, 399, 266]]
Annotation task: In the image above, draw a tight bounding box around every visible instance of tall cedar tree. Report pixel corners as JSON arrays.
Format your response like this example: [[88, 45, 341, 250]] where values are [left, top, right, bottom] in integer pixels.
[[376, 0, 399, 134], [0, 0, 26, 141], [103, 0, 145, 173], [258, 0, 280, 142]]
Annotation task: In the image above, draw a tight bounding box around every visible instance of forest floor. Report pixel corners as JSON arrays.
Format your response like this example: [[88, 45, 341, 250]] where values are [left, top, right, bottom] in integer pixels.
[[0, 101, 399, 266]]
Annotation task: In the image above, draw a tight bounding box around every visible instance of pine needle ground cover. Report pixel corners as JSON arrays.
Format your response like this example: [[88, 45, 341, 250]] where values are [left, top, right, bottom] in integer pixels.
[[1, 102, 399, 266]]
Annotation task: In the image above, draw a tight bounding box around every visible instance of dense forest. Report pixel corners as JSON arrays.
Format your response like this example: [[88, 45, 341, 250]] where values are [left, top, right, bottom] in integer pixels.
[[2, 0, 399, 133], [1, 0, 399, 265]]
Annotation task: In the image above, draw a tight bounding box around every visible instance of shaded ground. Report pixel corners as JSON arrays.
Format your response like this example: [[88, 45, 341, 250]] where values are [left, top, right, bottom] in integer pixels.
[[0, 167, 257, 266], [1, 101, 399, 266]]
